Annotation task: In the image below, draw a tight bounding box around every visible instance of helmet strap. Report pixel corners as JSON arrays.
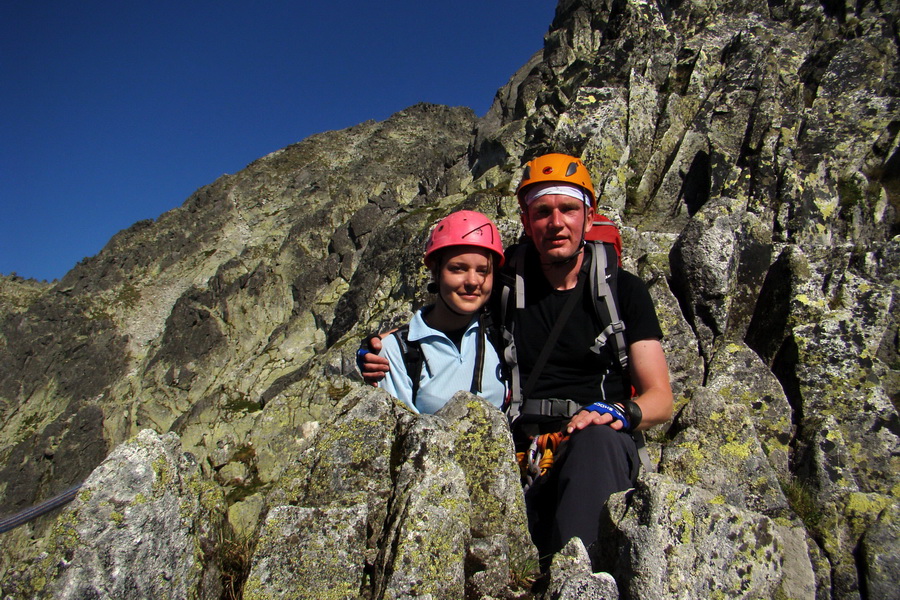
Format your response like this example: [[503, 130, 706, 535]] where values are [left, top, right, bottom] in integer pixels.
[[540, 249, 583, 267]]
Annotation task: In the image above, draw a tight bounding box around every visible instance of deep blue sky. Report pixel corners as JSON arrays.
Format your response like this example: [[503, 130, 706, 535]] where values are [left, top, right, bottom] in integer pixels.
[[1, 2, 555, 282]]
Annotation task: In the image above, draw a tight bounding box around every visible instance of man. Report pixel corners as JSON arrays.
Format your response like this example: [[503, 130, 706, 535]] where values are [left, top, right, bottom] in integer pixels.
[[361, 153, 673, 561]]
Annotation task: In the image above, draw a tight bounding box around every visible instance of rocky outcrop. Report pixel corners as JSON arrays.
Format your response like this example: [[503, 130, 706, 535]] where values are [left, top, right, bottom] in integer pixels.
[[2, 393, 536, 600], [0, 276, 49, 321], [250, 389, 536, 600], [0, 0, 898, 598], [1, 429, 225, 599], [597, 474, 815, 600], [0, 102, 479, 543], [544, 539, 620, 600]]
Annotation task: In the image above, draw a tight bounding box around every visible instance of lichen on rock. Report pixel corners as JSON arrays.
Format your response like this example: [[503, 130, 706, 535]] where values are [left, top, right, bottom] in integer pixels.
[[0, 0, 898, 597]]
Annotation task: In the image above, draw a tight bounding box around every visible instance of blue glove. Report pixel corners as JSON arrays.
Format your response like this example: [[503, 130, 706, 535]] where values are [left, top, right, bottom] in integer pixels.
[[582, 401, 630, 431], [356, 348, 370, 373], [356, 333, 381, 373]]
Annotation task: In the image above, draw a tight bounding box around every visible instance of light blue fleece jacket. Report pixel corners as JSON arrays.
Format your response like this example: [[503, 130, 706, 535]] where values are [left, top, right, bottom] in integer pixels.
[[378, 308, 506, 414]]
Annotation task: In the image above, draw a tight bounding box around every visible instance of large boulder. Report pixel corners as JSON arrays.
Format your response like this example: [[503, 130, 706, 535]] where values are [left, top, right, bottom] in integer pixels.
[[0, 429, 225, 600], [595, 473, 814, 600], [246, 389, 538, 600]]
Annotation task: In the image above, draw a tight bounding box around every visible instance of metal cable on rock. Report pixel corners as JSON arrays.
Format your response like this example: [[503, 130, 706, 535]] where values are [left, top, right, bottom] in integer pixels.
[[0, 483, 83, 534]]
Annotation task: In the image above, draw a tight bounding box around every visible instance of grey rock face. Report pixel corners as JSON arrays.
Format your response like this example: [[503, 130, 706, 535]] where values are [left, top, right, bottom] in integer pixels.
[[373, 416, 472, 599], [596, 474, 795, 600], [545, 539, 619, 600], [859, 500, 900, 600], [662, 386, 794, 519], [434, 392, 535, 568], [248, 389, 537, 600], [243, 504, 369, 600], [0, 0, 897, 598], [1, 429, 225, 600]]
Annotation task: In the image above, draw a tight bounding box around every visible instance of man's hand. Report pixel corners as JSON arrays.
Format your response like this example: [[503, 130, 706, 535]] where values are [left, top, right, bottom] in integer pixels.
[[359, 334, 391, 385], [566, 339, 674, 434], [566, 406, 625, 434]]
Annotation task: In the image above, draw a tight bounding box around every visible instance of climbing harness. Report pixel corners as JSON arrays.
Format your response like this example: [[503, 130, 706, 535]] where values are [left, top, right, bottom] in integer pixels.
[[517, 431, 567, 491]]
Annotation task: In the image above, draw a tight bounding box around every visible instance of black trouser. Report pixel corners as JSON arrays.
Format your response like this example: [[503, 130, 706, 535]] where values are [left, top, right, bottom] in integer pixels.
[[520, 422, 639, 562]]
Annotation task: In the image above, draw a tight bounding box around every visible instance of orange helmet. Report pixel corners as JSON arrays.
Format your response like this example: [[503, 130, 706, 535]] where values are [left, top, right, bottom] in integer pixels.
[[515, 153, 596, 208], [424, 210, 505, 268]]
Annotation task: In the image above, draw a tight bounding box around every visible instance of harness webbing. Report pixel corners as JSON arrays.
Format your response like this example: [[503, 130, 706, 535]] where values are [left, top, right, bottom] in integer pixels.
[[471, 313, 486, 394], [394, 325, 425, 402], [501, 245, 528, 421], [586, 243, 628, 371]]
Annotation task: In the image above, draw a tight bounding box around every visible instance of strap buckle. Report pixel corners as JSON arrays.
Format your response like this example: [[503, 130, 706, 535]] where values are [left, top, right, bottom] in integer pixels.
[[590, 320, 626, 353], [522, 398, 581, 417]]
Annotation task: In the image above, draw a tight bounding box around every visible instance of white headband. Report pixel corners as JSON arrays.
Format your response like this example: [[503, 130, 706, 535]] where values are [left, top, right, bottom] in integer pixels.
[[522, 182, 590, 207]]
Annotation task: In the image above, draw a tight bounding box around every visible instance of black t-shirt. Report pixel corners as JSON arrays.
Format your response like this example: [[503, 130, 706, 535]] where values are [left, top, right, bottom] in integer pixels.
[[505, 244, 663, 406]]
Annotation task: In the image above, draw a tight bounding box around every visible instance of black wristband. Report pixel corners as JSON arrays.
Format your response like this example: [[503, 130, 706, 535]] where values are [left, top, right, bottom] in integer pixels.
[[617, 400, 642, 432]]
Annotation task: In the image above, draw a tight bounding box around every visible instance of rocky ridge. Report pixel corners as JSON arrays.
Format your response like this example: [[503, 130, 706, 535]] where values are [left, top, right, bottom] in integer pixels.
[[1, 0, 898, 598]]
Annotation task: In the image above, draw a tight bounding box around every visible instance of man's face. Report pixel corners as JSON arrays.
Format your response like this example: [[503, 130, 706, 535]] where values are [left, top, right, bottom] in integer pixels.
[[522, 194, 593, 261]]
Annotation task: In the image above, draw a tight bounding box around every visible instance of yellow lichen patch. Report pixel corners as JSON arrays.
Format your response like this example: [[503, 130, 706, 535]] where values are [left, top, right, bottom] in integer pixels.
[[845, 492, 893, 517], [679, 440, 706, 462], [152, 455, 173, 492], [773, 516, 794, 528], [665, 487, 691, 505], [720, 440, 754, 461], [678, 509, 695, 545]]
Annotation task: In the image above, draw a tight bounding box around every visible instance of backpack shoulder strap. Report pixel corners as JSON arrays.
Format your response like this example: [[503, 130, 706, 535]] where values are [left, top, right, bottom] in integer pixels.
[[588, 242, 656, 472], [480, 309, 510, 390], [500, 244, 528, 420], [587, 241, 628, 371], [392, 324, 424, 404]]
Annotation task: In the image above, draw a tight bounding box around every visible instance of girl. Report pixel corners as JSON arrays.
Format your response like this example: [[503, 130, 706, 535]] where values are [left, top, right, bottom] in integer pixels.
[[378, 210, 506, 413]]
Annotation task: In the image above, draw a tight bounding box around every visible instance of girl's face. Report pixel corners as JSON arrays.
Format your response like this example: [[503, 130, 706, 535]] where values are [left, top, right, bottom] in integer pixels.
[[436, 247, 494, 316]]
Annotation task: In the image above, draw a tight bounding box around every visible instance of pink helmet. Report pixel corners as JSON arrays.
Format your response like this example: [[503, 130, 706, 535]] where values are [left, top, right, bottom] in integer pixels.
[[424, 210, 505, 268]]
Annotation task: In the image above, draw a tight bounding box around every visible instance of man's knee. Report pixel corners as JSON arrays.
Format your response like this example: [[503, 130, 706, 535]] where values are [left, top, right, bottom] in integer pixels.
[[567, 423, 632, 453], [561, 425, 638, 479]]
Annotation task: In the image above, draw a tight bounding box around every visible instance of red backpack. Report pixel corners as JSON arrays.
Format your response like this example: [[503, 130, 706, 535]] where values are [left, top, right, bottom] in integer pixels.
[[584, 214, 622, 265]]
